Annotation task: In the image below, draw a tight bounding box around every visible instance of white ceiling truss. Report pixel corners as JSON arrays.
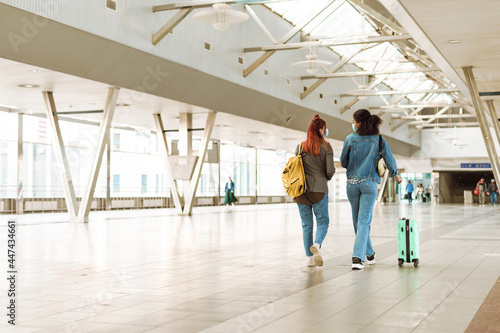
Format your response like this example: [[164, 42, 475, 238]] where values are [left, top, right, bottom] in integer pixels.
[[150, 0, 486, 132]]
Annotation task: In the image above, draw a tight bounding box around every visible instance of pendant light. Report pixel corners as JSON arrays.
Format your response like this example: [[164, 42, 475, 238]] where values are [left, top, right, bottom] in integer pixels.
[[428, 107, 444, 133], [292, 42, 332, 74], [346, 76, 373, 100], [193, 4, 249, 31], [454, 108, 467, 147], [442, 108, 458, 141]]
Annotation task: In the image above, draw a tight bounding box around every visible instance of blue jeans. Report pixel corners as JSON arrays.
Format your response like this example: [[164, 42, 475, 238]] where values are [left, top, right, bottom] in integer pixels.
[[297, 193, 329, 256], [347, 181, 378, 260], [491, 192, 497, 205]]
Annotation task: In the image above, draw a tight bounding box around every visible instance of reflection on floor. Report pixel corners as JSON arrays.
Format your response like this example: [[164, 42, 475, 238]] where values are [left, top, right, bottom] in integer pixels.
[[1, 202, 499, 333]]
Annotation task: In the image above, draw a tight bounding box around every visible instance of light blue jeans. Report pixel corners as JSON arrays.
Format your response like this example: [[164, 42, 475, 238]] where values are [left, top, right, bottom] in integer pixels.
[[491, 192, 497, 205], [347, 181, 378, 260], [297, 193, 329, 256]]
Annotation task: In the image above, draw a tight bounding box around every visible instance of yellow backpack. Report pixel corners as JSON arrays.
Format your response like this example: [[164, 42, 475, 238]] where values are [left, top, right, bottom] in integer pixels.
[[282, 144, 307, 198]]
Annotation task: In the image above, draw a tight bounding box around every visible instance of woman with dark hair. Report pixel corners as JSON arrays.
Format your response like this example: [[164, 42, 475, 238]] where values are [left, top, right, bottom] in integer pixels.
[[224, 176, 237, 209], [295, 114, 335, 267], [341, 109, 402, 270]]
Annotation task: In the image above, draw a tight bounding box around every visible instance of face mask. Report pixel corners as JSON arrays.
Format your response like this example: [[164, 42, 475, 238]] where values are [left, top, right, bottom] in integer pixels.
[[352, 123, 357, 132], [324, 128, 329, 137]]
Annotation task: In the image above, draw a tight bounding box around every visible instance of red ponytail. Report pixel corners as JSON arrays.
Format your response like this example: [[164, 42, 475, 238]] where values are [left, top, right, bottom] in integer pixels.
[[302, 114, 326, 156]]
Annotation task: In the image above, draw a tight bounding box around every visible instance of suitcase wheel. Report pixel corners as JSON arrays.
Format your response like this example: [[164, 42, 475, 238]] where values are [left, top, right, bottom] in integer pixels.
[[398, 259, 404, 267], [413, 259, 419, 268]]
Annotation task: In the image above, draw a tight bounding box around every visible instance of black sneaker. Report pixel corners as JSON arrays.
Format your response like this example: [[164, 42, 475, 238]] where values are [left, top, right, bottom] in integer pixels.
[[366, 253, 376, 265], [352, 257, 364, 270]]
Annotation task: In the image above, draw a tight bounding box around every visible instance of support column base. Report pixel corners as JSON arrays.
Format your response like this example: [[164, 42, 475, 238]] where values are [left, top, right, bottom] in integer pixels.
[[69, 216, 89, 223]]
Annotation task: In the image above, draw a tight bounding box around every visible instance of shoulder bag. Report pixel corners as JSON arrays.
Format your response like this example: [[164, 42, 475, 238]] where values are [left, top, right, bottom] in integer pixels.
[[378, 136, 387, 177]]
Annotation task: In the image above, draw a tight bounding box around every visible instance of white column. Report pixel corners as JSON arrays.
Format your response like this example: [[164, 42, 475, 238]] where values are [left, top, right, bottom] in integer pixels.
[[179, 113, 193, 201], [77, 87, 120, 222], [16, 113, 23, 214], [463, 67, 500, 184], [183, 112, 217, 215], [42, 91, 78, 219], [153, 113, 183, 215]]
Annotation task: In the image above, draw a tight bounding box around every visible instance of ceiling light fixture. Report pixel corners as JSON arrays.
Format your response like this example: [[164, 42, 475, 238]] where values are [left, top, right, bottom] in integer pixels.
[[346, 85, 372, 100], [292, 54, 332, 75], [193, 4, 249, 31], [18, 84, 40, 88], [427, 126, 444, 134], [447, 40, 461, 44], [346, 76, 372, 100]]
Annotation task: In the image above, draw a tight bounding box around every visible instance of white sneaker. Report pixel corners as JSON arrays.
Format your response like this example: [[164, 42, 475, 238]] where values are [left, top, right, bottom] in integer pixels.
[[307, 256, 315, 267], [310, 243, 323, 267], [366, 253, 376, 265]]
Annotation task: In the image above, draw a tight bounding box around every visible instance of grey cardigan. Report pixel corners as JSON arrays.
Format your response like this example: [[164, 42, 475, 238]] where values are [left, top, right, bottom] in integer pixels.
[[296, 142, 335, 193]]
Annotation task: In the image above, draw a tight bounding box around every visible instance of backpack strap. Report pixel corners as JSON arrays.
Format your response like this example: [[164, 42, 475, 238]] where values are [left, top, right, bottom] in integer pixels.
[[378, 135, 383, 157], [297, 143, 303, 156]]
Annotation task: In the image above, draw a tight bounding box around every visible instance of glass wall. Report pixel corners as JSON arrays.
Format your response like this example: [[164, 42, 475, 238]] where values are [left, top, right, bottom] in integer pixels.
[[22, 116, 107, 198], [0, 112, 18, 198], [108, 129, 166, 197], [220, 144, 257, 197], [400, 172, 432, 201], [257, 149, 290, 196], [0, 110, 292, 206]]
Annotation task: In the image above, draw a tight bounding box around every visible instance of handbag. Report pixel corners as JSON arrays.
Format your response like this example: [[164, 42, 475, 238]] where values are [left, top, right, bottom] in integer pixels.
[[474, 188, 479, 195], [377, 135, 387, 176]]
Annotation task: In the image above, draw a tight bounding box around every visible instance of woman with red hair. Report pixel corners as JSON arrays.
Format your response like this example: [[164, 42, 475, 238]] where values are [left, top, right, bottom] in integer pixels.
[[295, 114, 335, 267]]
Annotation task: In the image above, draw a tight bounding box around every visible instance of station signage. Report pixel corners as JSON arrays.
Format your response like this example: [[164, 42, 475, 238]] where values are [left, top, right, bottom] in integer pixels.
[[460, 163, 491, 168]]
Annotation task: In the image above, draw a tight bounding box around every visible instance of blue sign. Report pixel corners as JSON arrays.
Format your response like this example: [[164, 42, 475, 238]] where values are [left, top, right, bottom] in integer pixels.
[[461, 163, 491, 168]]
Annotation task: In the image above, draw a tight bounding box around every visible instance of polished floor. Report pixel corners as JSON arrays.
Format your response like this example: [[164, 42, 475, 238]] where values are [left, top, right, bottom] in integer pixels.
[[1, 201, 500, 333]]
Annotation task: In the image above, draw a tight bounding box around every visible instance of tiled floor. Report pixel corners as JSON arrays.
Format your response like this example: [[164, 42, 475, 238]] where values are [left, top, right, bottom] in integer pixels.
[[1, 201, 499, 332]]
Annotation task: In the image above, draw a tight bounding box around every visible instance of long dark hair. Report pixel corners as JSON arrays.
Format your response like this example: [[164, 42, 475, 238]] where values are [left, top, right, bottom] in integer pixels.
[[353, 109, 382, 136], [303, 114, 326, 156]]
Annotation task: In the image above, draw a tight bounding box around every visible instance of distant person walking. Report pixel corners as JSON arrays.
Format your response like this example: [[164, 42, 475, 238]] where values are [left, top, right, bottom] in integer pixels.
[[406, 181, 414, 203], [477, 178, 487, 206], [224, 177, 237, 209], [341, 109, 402, 270], [416, 183, 424, 202], [488, 179, 498, 206], [295, 114, 335, 267]]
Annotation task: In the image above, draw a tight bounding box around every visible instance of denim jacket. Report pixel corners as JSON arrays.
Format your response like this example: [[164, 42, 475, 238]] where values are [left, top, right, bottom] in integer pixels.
[[225, 181, 234, 192], [340, 133, 398, 183]]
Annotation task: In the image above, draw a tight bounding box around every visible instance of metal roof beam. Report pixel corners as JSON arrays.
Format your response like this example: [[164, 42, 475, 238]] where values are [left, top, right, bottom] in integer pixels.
[[153, 0, 282, 12], [243, 0, 342, 77], [244, 4, 277, 43], [347, 57, 413, 64], [408, 106, 450, 138], [396, 114, 476, 120], [376, 103, 465, 109], [340, 74, 388, 114], [152, 8, 193, 45], [301, 44, 380, 100], [244, 34, 412, 52], [302, 66, 439, 80], [347, 0, 406, 34], [415, 122, 479, 128], [341, 88, 459, 97]]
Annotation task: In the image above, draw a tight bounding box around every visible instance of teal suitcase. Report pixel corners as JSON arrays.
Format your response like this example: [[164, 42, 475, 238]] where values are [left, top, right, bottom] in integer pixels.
[[397, 218, 420, 267]]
